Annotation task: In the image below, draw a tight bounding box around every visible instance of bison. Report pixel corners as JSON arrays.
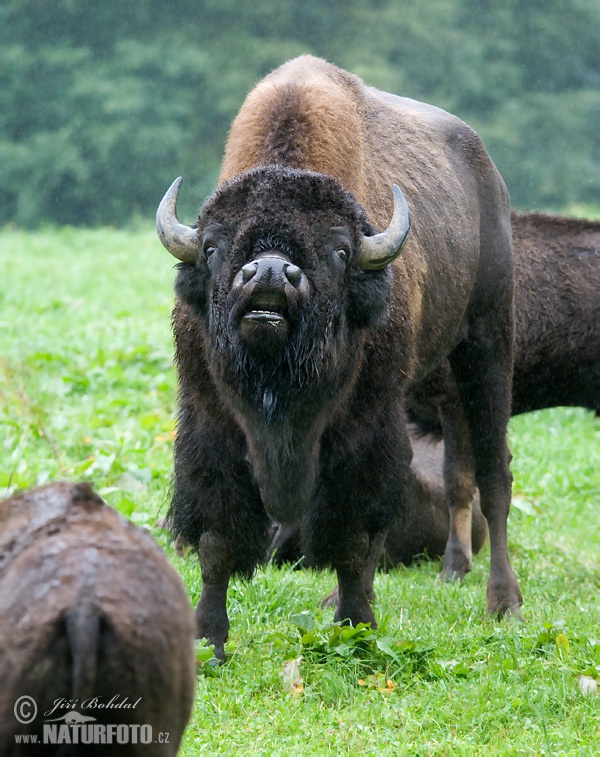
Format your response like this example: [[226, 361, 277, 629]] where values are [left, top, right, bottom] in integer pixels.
[[510, 210, 599, 415], [0, 482, 196, 756], [410, 209, 600, 428], [274, 208, 600, 569], [405, 208, 600, 570], [391, 209, 600, 566], [157, 55, 522, 660]]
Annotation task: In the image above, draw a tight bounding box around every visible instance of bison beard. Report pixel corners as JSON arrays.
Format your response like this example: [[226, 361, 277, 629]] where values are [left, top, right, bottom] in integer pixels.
[[159, 55, 522, 660]]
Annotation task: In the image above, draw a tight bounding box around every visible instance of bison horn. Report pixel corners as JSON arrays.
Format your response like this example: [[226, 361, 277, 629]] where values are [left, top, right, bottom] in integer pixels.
[[357, 184, 411, 270], [156, 177, 198, 263]]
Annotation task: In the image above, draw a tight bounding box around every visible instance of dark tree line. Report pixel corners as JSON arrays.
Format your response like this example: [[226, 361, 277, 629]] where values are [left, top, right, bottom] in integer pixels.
[[1, 0, 598, 226]]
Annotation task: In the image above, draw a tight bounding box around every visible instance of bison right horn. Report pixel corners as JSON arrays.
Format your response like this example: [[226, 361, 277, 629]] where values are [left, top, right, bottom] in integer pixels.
[[156, 177, 198, 263], [357, 184, 411, 270]]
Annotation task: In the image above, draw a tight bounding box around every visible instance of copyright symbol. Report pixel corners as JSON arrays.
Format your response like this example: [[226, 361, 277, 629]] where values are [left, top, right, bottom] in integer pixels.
[[14, 696, 37, 724]]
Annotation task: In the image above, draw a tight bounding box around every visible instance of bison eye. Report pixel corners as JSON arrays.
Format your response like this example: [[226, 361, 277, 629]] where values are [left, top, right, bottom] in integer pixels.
[[203, 244, 217, 260], [336, 248, 350, 265]]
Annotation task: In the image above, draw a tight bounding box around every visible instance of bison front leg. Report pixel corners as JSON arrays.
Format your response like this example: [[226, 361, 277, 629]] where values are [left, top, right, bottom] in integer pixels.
[[195, 532, 235, 661], [192, 489, 271, 660], [311, 416, 411, 628], [169, 418, 271, 661], [306, 493, 381, 628], [321, 530, 386, 611], [333, 534, 379, 628]]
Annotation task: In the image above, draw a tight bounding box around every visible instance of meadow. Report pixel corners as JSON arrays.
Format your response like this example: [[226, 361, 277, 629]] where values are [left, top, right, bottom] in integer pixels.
[[1, 227, 598, 755]]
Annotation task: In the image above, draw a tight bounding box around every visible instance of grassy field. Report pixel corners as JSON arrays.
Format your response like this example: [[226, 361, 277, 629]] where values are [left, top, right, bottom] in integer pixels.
[[1, 227, 598, 755]]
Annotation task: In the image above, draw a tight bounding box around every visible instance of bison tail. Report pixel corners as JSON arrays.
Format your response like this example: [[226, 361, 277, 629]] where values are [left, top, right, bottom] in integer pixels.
[[65, 600, 100, 701]]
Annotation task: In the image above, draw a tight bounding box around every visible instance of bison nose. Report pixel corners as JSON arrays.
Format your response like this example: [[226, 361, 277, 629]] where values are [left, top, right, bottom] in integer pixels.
[[241, 257, 304, 289], [241, 261, 258, 283], [283, 263, 302, 286]]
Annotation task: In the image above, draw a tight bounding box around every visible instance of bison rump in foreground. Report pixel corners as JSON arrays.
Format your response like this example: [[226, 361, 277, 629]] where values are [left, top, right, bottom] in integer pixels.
[[0, 482, 195, 757], [158, 55, 521, 659]]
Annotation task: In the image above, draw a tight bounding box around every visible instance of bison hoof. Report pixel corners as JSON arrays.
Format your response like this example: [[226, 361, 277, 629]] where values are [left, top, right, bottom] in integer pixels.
[[195, 596, 229, 662], [486, 571, 523, 620], [438, 563, 471, 583], [486, 588, 524, 620], [321, 584, 376, 609], [334, 601, 377, 629], [439, 543, 472, 582]]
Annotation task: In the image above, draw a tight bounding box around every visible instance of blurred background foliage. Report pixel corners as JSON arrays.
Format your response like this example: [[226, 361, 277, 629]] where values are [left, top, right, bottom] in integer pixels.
[[1, 0, 598, 226]]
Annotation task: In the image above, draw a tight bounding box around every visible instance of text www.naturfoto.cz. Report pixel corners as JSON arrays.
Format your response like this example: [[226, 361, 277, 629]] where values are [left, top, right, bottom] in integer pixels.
[[15, 724, 168, 746]]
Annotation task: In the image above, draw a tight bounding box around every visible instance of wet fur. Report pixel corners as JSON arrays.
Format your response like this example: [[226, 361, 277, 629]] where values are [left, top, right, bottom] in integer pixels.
[[168, 55, 521, 656], [511, 211, 599, 414], [408, 210, 600, 433], [0, 482, 195, 757]]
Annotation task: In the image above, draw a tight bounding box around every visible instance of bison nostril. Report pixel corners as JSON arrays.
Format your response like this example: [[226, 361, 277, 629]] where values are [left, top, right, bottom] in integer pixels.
[[284, 263, 302, 287], [241, 262, 258, 283]]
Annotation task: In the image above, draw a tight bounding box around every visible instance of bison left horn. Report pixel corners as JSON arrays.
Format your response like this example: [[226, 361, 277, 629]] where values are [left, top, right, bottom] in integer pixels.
[[156, 177, 198, 263], [357, 184, 411, 270]]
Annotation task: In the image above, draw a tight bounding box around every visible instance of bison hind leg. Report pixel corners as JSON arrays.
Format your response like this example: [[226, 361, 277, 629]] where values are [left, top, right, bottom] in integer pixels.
[[448, 307, 523, 618]]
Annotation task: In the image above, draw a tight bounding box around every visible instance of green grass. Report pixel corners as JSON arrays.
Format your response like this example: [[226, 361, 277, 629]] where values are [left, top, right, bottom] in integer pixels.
[[1, 227, 598, 756]]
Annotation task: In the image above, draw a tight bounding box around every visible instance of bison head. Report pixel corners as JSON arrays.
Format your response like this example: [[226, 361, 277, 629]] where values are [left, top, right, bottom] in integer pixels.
[[158, 166, 409, 413]]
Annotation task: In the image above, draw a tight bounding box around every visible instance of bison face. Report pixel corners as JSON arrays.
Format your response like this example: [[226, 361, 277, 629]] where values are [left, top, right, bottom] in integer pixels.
[[166, 166, 405, 420]]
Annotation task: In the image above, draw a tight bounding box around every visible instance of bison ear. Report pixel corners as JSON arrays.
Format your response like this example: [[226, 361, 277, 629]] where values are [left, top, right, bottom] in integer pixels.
[[174, 257, 210, 315], [156, 177, 199, 263], [346, 266, 392, 329], [357, 184, 411, 270]]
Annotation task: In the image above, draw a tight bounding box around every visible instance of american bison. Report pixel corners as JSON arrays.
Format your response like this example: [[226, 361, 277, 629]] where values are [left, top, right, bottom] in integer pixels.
[[157, 55, 522, 659], [394, 211, 600, 564], [400, 208, 599, 569], [0, 482, 195, 756], [387, 209, 599, 568]]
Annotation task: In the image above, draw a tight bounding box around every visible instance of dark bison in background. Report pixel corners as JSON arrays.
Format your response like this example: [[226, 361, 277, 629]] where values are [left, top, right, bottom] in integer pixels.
[[510, 211, 599, 415], [157, 55, 522, 660], [389, 209, 600, 566], [274, 209, 600, 568], [0, 482, 195, 757], [410, 209, 600, 428]]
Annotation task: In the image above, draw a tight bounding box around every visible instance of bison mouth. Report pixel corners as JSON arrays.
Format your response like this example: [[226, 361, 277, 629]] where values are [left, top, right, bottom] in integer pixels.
[[240, 290, 290, 348], [242, 291, 289, 325]]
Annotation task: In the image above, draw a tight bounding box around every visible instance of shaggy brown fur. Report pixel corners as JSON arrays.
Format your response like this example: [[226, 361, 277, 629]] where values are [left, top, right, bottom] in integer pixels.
[[167, 55, 522, 659], [511, 211, 599, 414], [0, 482, 195, 757], [271, 431, 489, 569]]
